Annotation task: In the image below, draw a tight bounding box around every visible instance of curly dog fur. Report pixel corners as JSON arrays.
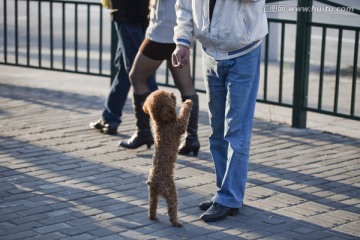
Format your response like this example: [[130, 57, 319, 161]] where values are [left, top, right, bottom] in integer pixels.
[[143, 90, 192, 227]]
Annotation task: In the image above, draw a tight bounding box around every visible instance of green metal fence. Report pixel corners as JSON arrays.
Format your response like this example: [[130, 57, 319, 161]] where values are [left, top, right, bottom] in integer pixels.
[[1, 0, 109, 76], [1, 0, 359, 127]]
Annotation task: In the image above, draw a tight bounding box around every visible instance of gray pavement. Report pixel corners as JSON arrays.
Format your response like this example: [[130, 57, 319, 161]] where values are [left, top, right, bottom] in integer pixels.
[[0, 65, 360, 240]]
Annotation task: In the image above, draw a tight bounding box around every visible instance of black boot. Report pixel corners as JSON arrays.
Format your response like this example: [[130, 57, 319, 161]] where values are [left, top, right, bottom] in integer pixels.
[[119, 92, 154, 149], [179, 94, 200, 156]]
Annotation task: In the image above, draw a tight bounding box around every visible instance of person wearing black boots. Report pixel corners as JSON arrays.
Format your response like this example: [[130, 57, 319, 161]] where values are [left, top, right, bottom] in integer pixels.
[[178, 94, 200, 156], [119, 0, 200, 156]]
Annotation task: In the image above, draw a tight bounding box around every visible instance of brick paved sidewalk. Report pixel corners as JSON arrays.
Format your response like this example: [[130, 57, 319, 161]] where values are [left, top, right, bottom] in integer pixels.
[[0, 66, 359, 239]]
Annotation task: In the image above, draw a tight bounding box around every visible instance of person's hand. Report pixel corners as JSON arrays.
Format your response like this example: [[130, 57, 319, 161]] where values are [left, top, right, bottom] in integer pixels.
[[171, 45, 190, 68]]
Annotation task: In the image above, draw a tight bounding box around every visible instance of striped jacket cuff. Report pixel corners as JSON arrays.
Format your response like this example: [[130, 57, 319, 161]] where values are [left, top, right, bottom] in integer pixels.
[[176, 38, 191, 48]]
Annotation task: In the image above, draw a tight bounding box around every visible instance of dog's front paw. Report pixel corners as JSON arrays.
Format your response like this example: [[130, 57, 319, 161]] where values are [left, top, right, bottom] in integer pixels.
[[184, 99, 193, 107]]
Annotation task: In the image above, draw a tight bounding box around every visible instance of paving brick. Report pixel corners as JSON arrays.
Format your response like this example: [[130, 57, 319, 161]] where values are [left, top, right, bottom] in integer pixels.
[[60, 224, 100, 236], [9, 214, 46, 225], [62, 233, 95, 240], [97, 235, 126, 240], [293, 226, 317, 234], [334, 221, 360, 237], [23, 232, 67, 240], [0, 221, 16, 231], [39, 214, 76, 225], [88, 228, 117, 238], [34, 223, 72, 234], [3, 221, 44, 234], [0, 212, 23, 222], [0, 230, 38, 240], [18, 205, 54, 216]]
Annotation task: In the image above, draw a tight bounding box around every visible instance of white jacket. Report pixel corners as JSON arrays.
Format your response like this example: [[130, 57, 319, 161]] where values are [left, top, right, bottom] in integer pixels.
[[146, 0, 177, 44], [174, 0, 268, 60]]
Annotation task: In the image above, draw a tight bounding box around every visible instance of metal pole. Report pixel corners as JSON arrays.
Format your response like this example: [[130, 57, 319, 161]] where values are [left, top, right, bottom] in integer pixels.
[[110, 22, 117, 86], [292, 0, 313, 128]]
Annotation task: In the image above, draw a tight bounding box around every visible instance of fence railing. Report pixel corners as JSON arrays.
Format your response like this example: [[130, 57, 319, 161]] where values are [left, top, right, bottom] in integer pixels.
[[1, 0, 110, 76], [263, 0, 360, 127], [0, 0, 359, 127], [305, 21, 359, 121]]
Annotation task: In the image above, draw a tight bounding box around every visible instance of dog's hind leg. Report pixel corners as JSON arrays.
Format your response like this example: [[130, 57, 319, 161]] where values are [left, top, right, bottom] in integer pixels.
[[164, 188, 182, 227], [148, 186, 159, 220]]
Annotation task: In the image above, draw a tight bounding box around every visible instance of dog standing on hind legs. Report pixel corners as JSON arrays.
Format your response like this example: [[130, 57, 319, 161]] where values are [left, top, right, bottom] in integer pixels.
[[143, 90, 192, 227]]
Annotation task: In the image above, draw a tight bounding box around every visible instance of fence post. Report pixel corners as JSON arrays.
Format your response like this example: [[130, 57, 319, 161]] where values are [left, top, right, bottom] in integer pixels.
[[110, 22, 117, 85], [292, 0, 313, 128]]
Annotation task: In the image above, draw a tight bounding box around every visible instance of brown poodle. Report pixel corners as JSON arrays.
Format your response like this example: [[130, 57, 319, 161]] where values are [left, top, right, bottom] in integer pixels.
[[143, 90, 192, 227]]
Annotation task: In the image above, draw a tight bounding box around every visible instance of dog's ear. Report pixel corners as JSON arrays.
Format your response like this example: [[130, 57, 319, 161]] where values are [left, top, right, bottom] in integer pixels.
[[161, 108, 176, 122]]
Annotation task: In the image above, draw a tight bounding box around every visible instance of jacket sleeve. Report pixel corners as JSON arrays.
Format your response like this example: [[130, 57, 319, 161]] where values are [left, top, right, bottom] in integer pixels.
[[173, 0, 195, 48]]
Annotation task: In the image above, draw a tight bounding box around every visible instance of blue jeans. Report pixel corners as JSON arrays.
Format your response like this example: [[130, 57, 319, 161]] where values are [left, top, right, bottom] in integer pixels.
[[103, 21, 157, 126], [202, 46, 261, 208]]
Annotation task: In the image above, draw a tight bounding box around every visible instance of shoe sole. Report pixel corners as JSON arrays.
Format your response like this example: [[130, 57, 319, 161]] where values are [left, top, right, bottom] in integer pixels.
[[101, 128, 117, 135], [119, 141, 153, 149], [200, 208, 239, 222], [199, 202, 240, 212], [89, 123, 117, 135]]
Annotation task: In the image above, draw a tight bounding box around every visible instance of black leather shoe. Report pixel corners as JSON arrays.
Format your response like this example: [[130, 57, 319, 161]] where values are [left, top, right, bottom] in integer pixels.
[[199, 202, 239, 222], [119, 131, 154, 149], [89, 118, 118, 135], [199, 200, 213, 211]]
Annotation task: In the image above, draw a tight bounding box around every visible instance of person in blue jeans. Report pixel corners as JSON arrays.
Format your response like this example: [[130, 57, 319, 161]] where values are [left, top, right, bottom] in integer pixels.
[[90, 0, 158, 134], [172, 0, 268, 222]]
